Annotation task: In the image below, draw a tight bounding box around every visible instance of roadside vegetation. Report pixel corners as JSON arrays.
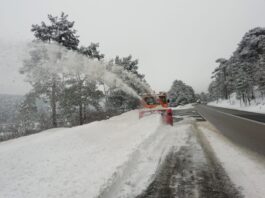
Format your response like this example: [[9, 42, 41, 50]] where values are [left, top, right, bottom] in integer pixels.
[[209, 27, 265, 105], [0, 12, 149, 141], [167, 80, 196, 106]]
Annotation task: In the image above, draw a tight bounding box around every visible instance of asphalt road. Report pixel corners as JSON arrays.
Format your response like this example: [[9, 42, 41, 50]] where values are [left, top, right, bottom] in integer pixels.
[[136, 106, 264, 197], [206, 105, 265, 123], [196, 105, 265, 156]]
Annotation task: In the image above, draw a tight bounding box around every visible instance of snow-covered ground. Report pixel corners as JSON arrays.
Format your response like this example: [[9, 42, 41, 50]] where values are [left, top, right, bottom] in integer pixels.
[[198, 122, 265, 198], [0, 111, 159, 198], [209, 93, 265, 114], [0, 110, 190, 198], [100, 121, 191, 198], [1, 108, 265, 198]]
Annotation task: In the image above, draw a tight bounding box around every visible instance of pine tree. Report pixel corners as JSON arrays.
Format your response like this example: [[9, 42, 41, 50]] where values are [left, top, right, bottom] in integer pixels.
[[106, 55, 148, 111], [61, 75, 103, 126], [21, 12, 80, 127], [17, 93, 38, 134], [208, 27, 265, 103], [58, 42, 105, 125], [20, 43, 64, 127], [257, 56, 265, 97], [79, 43, 104, 60], [114, 55, 144, 80], [168, 80, 195, 105], [213, 58, 229, 99], [31, 12, 79, 50], [208, 81, 219, 101]]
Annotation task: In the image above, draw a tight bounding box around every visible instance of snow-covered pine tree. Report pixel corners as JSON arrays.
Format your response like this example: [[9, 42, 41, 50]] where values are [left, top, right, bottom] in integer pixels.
[[208, 27, 265, 103], [256, 56, 265, 98], [208, 80, 220, 101], [20, 43, 64, 127], [17, 93, 38, 134], [60, 43, 105, 125], [21, 12, 79, 127], [32, 12, 79, 50], [168, 80, 195, 105], [107, 55, 149, 112], [213, 58, 229, 99], [60, 75, 104, 126], [79, 43, 104, 60]]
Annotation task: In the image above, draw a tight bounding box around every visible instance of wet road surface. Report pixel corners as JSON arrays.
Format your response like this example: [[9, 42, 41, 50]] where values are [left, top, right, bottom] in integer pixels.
[[206, 105, 265, 123], [196, 105, 265, 156]]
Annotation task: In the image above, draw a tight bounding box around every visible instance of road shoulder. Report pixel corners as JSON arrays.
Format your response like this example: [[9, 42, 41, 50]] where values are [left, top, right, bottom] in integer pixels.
[[197, 121, 265, 198]]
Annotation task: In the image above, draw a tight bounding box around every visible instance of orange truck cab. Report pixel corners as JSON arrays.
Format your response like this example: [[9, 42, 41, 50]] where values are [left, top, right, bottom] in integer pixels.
[[139, 92, 173, 126]]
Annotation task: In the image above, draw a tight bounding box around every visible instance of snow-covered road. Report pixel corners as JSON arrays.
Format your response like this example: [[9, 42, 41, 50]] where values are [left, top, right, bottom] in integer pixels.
[[1, 108, 265, 198], [136, 121, 242, 198], [100, 120, 191, 198]]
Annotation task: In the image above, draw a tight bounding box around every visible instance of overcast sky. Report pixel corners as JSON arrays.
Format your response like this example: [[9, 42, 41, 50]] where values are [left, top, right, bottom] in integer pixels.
[[1, 0, 265, 95]]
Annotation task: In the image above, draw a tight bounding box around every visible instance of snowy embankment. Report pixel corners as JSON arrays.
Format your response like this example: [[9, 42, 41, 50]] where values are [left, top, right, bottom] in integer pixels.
[[208, 93, 265, 114], [0, 111, 164, 198], [198, 122, 265, 198]]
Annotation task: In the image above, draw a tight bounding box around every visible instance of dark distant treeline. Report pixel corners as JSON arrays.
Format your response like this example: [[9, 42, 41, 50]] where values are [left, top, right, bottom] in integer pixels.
[[0, 94, 23, 124], [0, 94, 23, 141]]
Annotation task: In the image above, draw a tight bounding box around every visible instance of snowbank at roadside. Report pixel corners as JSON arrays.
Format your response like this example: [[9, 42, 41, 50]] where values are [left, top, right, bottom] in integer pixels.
[[0, 110, 161, 198], [101, 123, 191, 198], [208, 93, 265, 114], [198, 123, 265, 198]]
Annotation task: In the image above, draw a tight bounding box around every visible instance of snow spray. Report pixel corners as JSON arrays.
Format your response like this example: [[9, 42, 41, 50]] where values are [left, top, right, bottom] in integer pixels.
[[0, 40, 150, 98]]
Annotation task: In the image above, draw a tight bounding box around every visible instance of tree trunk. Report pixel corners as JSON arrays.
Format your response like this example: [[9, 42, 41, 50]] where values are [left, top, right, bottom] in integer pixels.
[[103, 83, 108, 105], [79, 103, 83, 125], [51, 80, 57, 127], [78, 80, 83, 125], [223, 67, 228, 100], [251, 89, 255, 100], [225, 87, 228, 100], [83, 104, 86, 123]]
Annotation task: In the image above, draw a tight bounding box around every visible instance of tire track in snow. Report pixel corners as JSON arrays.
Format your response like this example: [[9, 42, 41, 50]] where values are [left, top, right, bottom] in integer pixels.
[[137, 122, 243, 198], [98, 123, 191, 198]]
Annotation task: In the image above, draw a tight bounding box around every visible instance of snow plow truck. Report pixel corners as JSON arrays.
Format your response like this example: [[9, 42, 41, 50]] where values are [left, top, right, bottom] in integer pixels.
[[139, 92, 173, 126]]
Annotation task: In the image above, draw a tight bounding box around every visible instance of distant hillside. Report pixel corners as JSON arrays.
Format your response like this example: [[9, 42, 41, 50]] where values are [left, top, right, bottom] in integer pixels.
[[0, 94, 24, 124]]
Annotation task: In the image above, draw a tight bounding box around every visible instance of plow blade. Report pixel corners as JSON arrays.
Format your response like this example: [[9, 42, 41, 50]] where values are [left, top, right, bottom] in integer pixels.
[[139, 108, 173, 126]]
